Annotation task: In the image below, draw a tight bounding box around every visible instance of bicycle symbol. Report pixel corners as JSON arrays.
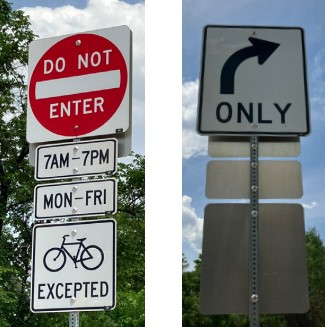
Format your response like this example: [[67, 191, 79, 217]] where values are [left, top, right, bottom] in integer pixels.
[[43, 234, 104, 272]]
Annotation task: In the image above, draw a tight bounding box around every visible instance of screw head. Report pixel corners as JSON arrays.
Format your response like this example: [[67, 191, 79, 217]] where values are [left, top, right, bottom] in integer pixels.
[[251, 210, 258, 218], [71, 230, 77, 236], [73, 167, 79, 173], [73, 146, 79, 152], [72, 207, 78, 213], [72, 186, 78, 191], [75, 40, 81, 46], [251, 294, 259, 303]]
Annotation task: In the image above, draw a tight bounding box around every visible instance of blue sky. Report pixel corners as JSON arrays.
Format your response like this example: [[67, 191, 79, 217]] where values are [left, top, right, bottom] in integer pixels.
[[183, 0, 325, 270]]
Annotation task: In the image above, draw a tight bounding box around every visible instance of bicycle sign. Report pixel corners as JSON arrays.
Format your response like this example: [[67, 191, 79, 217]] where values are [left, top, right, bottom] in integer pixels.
[[43, 234, 104, 272], [31, 219, 116, 313]]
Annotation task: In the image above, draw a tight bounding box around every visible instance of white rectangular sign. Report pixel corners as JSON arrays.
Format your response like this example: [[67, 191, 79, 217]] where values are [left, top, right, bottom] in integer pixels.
[[31, 219, 116, 312], [197, 25, 310, 136], [34, 179, 117, 219], [35, 139, 117, 180]]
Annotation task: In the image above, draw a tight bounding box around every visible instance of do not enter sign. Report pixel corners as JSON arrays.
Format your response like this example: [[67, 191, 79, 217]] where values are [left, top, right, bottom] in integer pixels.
[[27, 26, 131, 143]]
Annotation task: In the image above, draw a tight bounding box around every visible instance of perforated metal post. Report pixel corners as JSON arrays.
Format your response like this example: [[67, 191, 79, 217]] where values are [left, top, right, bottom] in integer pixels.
[[249, 136, 260, 327], [69, 312, 79, 327], [69, 138, 81, 327]]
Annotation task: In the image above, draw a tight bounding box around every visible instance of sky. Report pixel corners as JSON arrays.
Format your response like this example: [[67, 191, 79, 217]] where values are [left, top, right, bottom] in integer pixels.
[[183, 0, 325, 272], [9, 0, 183, 325]]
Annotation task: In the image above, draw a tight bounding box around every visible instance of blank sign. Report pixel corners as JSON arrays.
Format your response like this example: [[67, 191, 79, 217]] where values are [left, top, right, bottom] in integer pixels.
[[206, 160, 302, 199], [208, 136, 300, 157], [200, 203, 309, 314]]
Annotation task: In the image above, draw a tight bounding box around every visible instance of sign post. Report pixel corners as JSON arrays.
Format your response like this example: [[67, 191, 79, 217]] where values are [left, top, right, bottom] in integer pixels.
[[27, 26, 133, 326], [196, 25, 310, 327], [249, 136, 259, 326]]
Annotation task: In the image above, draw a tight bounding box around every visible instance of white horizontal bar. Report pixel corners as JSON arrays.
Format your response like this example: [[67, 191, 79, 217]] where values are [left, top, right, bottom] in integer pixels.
[[35, 70, 120, 99]]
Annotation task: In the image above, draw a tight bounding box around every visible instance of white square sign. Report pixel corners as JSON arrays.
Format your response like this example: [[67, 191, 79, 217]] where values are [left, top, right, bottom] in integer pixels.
[[197, 25, 310, 136], [30, 219, 116, 312], [27, 25, 132, 143]]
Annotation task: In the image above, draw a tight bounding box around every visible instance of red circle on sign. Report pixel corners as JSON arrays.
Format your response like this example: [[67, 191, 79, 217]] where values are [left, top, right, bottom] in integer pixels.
[[29, 33, 128, 137]]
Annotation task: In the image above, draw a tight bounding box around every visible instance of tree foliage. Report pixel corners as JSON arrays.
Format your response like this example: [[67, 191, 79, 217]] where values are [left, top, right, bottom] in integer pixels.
[[0, 2, 36, 326], [0, 2, 144, 326]]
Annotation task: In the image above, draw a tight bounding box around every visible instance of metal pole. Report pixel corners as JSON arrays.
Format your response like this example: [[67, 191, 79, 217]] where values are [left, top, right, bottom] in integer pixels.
[[69, 312, 79, 327], [69, 138, 81, 327], [249, 136, 260, 327]]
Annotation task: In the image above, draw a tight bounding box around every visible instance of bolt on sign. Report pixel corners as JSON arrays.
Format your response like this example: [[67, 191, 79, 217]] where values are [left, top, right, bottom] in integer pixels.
[[30, 219, 116, 312], [27, 25, 132, 143], [197, 25, 310, 136]]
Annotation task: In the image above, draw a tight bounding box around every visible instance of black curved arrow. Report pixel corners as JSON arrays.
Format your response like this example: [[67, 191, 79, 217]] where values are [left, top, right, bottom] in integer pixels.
[[220, 37, 280, 94]]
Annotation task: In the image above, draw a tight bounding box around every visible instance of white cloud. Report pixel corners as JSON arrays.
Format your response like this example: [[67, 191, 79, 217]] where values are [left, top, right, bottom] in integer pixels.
[[22, 0, 144, 40], [182, 80, 207, 158], [182, 195, 203, 254], [22, 0, 144, 154], [303, 201, 318, 210], [182, 79, 199, 124], [182, 129, 207, 159]]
